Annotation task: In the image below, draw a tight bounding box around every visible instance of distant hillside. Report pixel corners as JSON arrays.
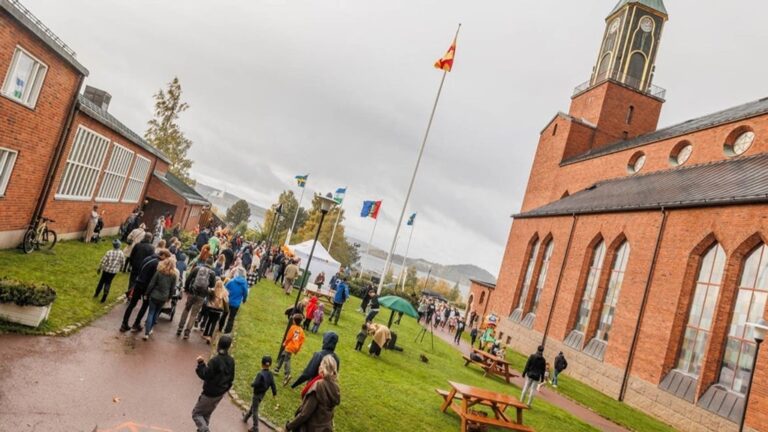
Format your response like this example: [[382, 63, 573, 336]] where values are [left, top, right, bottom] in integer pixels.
[[194, 182, 268, 227], [350, 236, 496, 285]]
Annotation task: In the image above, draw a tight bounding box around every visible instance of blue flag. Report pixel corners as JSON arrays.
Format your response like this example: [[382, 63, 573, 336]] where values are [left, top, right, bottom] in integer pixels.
[[407, 212, 417, 226], [360, 200, 374, 217], [295, 174, 308, 188], [334, 187, 347, 204]]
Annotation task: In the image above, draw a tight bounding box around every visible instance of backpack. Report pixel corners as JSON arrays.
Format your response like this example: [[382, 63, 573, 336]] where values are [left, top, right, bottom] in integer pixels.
[[192, 266, 212, 296]]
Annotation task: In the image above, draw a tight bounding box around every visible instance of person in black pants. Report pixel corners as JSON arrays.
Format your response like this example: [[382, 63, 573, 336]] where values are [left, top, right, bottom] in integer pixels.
[[120, 249, 170, 332], [126, 233, 154, 298], [243, 356, 277, 431]]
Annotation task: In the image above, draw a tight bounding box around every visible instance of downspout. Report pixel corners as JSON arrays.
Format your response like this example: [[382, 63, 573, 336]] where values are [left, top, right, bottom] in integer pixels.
[[542, 213, 578, 347], [32, 74, 85, 224], [619, 207, 668, 401]]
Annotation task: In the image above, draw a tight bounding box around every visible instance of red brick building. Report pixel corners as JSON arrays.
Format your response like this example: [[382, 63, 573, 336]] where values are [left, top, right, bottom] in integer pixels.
[[0, 0, 207, 247], [469, 1, 768, 431]]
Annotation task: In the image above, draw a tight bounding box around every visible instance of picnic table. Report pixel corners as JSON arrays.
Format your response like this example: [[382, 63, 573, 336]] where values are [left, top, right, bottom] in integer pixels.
[[304, 285, 335, 304], [463, 349, 519, 384], [436, 381, 533, 432]]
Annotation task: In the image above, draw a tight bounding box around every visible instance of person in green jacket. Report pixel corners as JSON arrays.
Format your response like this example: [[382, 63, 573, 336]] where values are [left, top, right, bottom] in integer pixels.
[[143, 256, 178, 340]]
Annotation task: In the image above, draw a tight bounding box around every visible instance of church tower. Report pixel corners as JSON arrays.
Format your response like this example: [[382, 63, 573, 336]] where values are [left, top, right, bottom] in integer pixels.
[[567, 0, 668, 151]]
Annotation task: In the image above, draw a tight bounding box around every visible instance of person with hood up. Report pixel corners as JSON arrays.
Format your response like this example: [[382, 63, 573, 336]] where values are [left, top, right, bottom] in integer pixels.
[[193, 335, 235, 432], [291, 332, 340, 389], [521, 345, 547, 407], [285, 355, 341, 432], [303, 295, 319, 330], [367, 322, 391, 357], [328, 277, 350, 325], [221, 268, 249, 333]]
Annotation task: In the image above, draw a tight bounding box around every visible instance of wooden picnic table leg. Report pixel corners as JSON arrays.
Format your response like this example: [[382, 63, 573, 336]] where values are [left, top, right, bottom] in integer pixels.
[[504, 364, 511, 383], [440, 388, 457, 413], [516, 406, 523, 425], [460, 395, 469, 432]]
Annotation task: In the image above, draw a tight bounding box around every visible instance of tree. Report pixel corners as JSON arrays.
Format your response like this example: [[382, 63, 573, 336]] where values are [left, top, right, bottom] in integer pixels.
[[384, 267, 394, 285], [145, 77, 195, 185], [226, 199, 251, 226], [449, 281, 461, 302], [404, 266, 418, 292], [293, 195, 359, 268], [262, 191, 308, 246]]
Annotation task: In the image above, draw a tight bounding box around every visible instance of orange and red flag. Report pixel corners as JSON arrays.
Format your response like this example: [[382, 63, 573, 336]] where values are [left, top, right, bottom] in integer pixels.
[[434, 37, 457, 72]]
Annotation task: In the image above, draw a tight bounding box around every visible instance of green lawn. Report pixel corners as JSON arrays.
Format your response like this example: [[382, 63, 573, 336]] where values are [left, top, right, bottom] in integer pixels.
[[459, 331, 674, 432], [232, 280, 598, 432], [0, 238, 128, 334]]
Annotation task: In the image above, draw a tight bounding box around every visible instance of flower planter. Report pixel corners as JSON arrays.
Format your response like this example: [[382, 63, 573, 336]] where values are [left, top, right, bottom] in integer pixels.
[[0, 302, 52, 327]]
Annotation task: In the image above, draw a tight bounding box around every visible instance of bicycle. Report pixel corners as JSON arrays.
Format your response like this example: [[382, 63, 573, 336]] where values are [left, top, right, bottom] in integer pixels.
[[22, 216, 58, 253]]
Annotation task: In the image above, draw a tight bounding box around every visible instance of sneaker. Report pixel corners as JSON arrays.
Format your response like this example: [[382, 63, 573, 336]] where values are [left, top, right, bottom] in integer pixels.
[[183, 333, 190, 340], [176, 329, 182, 337], [273, 369, 281, 375], [142, 334, 149, 341], [283, 375, 291, 387], [119, 325, 130, 333], [131, 325, 143, 333], [552, 384, 558, 388]]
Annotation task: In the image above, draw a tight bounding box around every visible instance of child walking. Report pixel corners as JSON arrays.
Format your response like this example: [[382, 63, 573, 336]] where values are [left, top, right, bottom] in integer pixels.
[[274, 313, 305, 386], [242, 355, 277, 432], [310, 303, 325, 333], [355, 323, 367, 351]]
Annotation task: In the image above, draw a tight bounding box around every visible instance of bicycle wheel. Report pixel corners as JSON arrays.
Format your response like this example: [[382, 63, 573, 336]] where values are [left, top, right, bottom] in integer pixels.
[[22, 229, 36, 253], [42, 229, 57, 250]]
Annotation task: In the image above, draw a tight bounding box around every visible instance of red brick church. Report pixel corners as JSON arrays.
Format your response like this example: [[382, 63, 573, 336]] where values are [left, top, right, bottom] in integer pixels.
[[468, 1, 768, 431]]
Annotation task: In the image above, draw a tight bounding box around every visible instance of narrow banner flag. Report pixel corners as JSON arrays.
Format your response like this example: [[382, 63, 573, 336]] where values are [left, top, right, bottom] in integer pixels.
[[334, 187, 347, 204], [407, 212, 417, 226], [434, 36, 457, 72], [295, 174, 308, 188], [361, 200, 382, 219]]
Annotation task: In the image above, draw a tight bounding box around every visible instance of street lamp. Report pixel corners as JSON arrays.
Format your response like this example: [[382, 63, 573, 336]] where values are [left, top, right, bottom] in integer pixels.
[[740, 318, 768, 432], [277, 193, 337, 360], [265, 203, 283, 257]]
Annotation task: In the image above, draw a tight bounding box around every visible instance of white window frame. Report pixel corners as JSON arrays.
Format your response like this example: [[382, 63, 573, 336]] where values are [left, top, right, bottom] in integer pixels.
[[96, 142, 134, 202], [1, 45, 48, 109], [55, 125, 110, 201], [0, 147, 19, 197], [121, 155, 151, 203]]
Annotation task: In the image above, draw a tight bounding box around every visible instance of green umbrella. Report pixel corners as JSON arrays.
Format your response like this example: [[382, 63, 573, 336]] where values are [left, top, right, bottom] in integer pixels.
[[379, 295, 419, 327]]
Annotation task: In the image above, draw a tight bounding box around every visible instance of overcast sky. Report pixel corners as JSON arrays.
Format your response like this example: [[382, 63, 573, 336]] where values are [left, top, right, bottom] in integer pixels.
[[25, 0, 768, 275]]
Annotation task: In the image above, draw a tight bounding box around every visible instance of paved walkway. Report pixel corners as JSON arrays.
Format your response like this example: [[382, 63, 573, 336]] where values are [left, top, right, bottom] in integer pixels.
[[426, 324, 629, 432], [0, 301, 268, 432]]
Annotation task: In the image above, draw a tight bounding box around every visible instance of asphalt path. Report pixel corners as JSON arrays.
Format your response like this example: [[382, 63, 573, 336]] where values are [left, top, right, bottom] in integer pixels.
[[0, 300, 268, 432]]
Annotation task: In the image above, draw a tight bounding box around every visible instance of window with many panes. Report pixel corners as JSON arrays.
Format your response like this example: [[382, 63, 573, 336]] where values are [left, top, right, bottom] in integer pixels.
[[529, 240, 554, 315], [574, 241, 607, 333], [2, 46, 47, 108], [676, 244, 725, 377], [594, 242, 630, 341], [56, 126, 110, 200], [96, 143, 134, 201], [0, 147, 18, 197], [513, 239, 540, 317], [121, 155, 151, 203], [718, 244, 768, 394]]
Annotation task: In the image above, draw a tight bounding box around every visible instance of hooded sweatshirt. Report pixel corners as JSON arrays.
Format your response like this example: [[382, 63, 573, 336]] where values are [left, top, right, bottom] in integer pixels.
[[225, 275, 249, 308], [292, 332, 340, 389], [286, 376, 341, 432]]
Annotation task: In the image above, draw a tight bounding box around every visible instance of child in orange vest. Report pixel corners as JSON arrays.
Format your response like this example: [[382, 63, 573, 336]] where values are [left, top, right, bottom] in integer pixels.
[[274, 313, 305, 386]]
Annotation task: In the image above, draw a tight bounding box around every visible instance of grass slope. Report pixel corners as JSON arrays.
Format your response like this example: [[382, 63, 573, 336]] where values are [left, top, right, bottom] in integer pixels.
[[232, 280, 596, 432], [0, 239, 128, 334]]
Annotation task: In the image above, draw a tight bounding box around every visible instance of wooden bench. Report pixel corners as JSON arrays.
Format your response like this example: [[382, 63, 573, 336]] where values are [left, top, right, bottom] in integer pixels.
[[462, 350, 519, 384], [435, 388, 494, 407], [447, 402, 534, 432], [436, 382, 534, 432]]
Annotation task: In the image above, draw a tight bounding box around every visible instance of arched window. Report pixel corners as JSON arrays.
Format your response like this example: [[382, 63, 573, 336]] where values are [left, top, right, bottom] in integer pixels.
[[626, 106, 635, 125], [529, 240, 554, 315], [676, 244, 726, 376], [718, 244, 768, 394], [574, 240, 607, 333], [479, 291, 486, 305], [627, 52, 647, 82], [512, 239, 540, 320], [594, 241, 631, 341]]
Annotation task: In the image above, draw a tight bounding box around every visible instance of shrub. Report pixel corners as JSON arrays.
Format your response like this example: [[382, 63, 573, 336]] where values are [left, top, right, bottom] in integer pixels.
[[0, 278, 57, 307]]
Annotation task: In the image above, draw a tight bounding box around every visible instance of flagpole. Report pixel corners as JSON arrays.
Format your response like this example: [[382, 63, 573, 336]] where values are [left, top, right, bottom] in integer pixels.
[[360, 216, 378, 278], [327, 187, 346, 251], [397, 224, 415, 291], [285, 183, 306, 246], [377, 23, 461, 294]]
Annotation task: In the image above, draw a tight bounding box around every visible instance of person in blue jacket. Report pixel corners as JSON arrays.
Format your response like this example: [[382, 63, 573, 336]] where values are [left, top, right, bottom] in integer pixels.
[[221, 268, 249, 333], [328, 277, 350, 325]]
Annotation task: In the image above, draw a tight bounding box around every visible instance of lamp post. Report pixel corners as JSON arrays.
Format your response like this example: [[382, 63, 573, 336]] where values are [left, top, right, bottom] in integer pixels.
[[740, 318, 768, 432], [265, 204, 283, 256], [277, 193, 337, 360]]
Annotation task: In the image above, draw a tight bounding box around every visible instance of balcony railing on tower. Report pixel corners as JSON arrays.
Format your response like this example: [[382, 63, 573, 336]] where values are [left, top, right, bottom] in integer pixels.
[[573, 69, 666, 100], [7, 0, 77, 58]]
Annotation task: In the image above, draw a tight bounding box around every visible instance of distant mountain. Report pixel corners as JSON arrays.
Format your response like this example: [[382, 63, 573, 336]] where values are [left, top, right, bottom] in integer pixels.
[[194, 182, 268, 227], [350, 236, 496, 286]]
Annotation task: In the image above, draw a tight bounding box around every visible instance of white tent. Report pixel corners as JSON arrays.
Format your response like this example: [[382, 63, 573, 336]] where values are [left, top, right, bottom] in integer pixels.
[[288, 240, 341, 291]]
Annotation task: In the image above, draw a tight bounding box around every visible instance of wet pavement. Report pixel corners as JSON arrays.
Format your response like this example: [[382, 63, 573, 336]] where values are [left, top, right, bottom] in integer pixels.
[[0, 301, 267, 432]]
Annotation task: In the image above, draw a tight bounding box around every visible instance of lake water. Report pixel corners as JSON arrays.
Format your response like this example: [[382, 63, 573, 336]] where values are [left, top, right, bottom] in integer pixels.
[[357, 252, 469, 298]]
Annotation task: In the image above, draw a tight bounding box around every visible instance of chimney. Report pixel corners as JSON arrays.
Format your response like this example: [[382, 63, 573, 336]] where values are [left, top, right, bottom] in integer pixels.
[[83, 85, 112, 111]]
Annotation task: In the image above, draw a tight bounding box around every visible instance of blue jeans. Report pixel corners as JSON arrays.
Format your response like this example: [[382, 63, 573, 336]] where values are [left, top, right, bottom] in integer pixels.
[[145, 300, 164, 335], [553, 370, 561, 386]]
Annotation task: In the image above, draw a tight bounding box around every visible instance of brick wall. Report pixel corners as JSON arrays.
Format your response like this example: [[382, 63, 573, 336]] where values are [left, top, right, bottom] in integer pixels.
[[41, 111, 159, 238], [0, 8, 82, 247], [144, 175, 202, 232]]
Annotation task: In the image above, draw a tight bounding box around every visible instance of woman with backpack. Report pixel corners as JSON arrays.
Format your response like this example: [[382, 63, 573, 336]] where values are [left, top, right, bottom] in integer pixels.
[[143, 256, 178, 340], [177, 257, 216, 339], [202, 280, 229, 344]]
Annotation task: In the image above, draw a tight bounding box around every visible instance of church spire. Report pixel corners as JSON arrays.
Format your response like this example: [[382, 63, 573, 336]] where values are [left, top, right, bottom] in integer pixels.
[[590, 0, 668, 93]]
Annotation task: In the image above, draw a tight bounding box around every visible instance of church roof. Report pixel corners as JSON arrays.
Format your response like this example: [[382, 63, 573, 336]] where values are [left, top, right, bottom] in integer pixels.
[[610, 0, 667, 16], [563, 96, 768, 165], [516, 152, 768, 218]]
